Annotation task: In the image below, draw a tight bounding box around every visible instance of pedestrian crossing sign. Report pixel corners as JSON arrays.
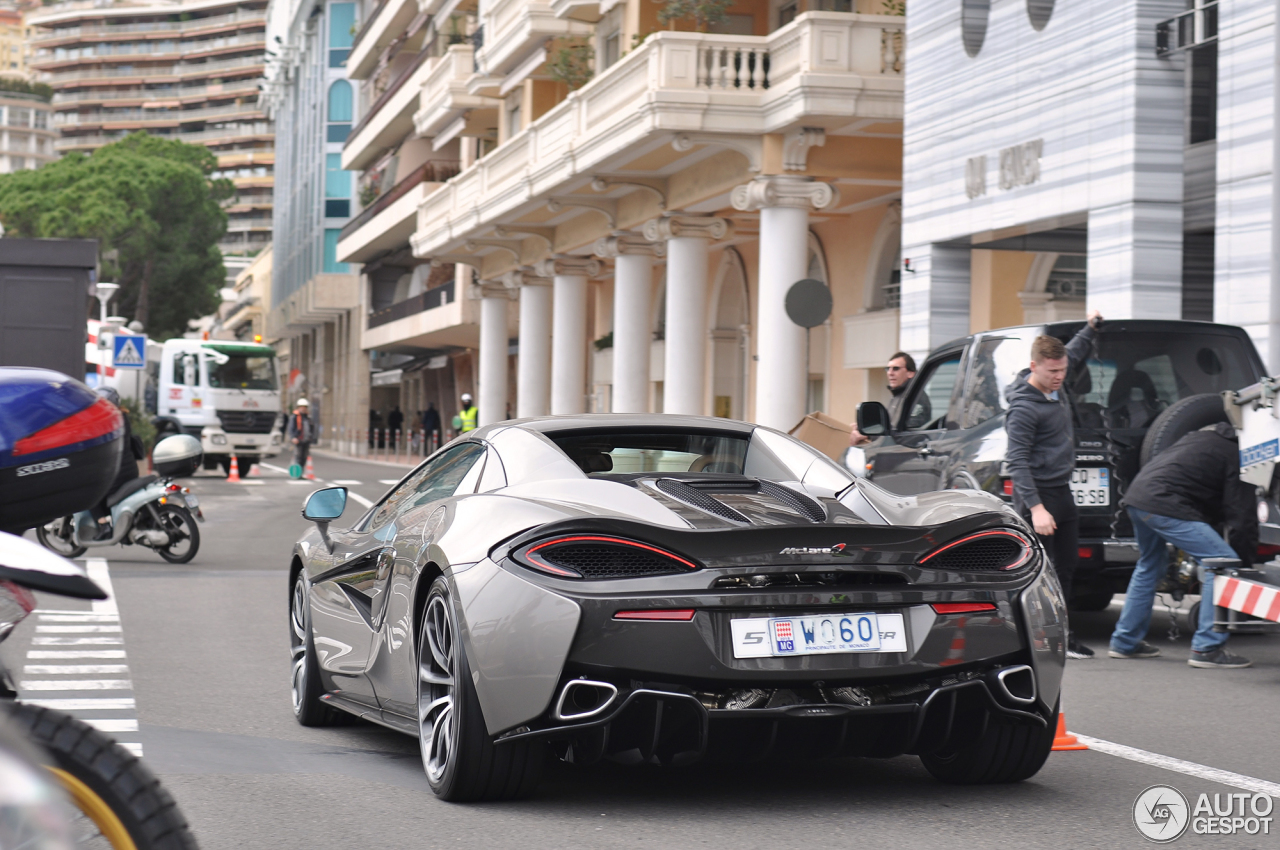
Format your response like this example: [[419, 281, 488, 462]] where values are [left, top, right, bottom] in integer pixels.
[[112, 333, 146, 369]]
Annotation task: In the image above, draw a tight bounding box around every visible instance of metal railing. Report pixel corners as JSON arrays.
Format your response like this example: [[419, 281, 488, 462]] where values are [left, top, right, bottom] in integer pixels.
[[367, 280, 455, 329], [32, 10, 264, 42], [1156, 2, 1217, 56], [55, 102, 265, 125], [331, 426, 446, 463], [340, 160, 460, 241], [55, 122, 273, 148], [52, 81, 260, 104], [344, 44, 431, 146], [41, 54, 265, 84]]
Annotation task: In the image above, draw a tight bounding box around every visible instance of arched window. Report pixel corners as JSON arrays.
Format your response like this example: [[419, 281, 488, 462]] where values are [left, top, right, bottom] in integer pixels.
[[327, 80, 353, 142], [328, 80, 352, 122]]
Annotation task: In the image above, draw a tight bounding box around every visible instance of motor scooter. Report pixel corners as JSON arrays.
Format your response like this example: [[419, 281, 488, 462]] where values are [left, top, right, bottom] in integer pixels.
[[35, 435, 204, 564]]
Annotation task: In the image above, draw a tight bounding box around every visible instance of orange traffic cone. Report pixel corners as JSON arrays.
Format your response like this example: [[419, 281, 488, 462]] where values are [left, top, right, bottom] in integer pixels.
[[248, 463, 260, 478], [304, 456, 316, 481], [1052, 711, 1087, 751], [227, 454, 241, 483]]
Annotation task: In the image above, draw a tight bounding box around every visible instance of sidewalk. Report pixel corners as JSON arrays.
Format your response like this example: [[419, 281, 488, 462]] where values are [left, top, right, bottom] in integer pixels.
[[310, 447, 420, 469]]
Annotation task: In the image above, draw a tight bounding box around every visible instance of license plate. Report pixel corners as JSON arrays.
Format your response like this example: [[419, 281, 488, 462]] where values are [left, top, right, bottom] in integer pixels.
[[1069, 467, 1109, 506], [184, 494, 199, 508], [731, 613, 907, 659]]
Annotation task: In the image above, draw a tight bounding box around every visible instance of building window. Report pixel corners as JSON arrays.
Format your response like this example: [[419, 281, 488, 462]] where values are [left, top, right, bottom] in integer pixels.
[[323, 229, 347, 273], [329, 2, 355, 68], [1026, 0, 1054, 30], [10, 156, 24, 170], [602, 30, 620, 69], [33, 111, 46, 130], [961, 0, 991, 57], [506, 99, 521, 136], [778, 2, 797, 26], [326, 199, 350, 217], [328, 80, 352, 142], [9, 107, 28, 127], [325, 153, 350, 218]]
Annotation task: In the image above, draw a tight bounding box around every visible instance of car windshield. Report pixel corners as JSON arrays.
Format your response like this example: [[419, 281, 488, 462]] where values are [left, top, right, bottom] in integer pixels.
[[1067, 331, 1258, 429], [205, 351, 278, 390], [547, 429, 750, 475]]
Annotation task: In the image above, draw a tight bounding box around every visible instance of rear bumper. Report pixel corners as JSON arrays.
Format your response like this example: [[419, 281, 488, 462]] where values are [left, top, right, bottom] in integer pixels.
[[1076, 538, 1139, 594]]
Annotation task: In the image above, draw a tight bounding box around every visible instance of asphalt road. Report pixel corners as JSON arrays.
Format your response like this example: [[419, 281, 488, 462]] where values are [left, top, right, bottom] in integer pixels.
[[9, 453, 1280, 849]]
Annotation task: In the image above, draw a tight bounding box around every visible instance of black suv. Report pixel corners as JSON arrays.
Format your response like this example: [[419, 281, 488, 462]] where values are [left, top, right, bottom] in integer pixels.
[[857, 320, 1266, 608]]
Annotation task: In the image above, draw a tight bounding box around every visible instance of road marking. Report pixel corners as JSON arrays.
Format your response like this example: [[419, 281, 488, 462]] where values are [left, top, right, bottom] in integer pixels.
[[27, 650, 127, 659], [287, 480, 313, 485], [331, 479, 362, 485], [86, 719, 138, 733], [1077, 734, 1280, 797], [259, 462, 291, 475], [346, 491, 374, 508], [378, 479, 401, 485], [231, 479, 265, 486], [21, 558, 143, 755], [20, 680, 133, 691], [33, 636, 123, 645], [24, 665, 130, 675], [23, 698, 137, 711]]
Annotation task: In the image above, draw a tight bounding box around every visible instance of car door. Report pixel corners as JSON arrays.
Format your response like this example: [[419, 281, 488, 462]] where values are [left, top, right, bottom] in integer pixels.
[[364, 442, 490, 719], [308, 444, 483, 707], [865, 349, 966, 495]]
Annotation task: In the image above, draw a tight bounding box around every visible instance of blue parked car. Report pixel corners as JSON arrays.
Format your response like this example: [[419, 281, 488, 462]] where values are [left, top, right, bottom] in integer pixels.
[[0, 367, 124, 534]]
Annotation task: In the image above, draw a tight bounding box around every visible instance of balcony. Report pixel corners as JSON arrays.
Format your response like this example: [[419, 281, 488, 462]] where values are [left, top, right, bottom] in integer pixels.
[[346, 0, 420, 81], [363, 280, 478, 351], [368, 280, 455, 329], [55, 122, 273, 150], [413, 44, 499, 139], [341, 46, 433, 172], [52, 80, 261, 107], [31, 10, 265, 45], [41, 55, 265, 86], [55, 102, 266, 129], [414, 12, 904, 259], [337, 160, 459, 263], [474, 0, 591, 81]]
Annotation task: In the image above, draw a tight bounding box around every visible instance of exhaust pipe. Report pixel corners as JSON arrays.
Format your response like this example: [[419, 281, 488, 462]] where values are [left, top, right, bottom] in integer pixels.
[[992, 664, 1037, 706], [553, 679, 619, 721]]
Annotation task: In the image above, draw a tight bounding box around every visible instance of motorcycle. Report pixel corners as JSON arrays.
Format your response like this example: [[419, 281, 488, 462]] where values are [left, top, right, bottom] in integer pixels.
[[34, 435, 204, 564], [0, 530, 198, 849]]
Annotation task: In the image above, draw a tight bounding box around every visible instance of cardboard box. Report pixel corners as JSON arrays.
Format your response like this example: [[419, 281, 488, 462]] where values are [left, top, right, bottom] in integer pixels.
[[789, 411, 852, 461]]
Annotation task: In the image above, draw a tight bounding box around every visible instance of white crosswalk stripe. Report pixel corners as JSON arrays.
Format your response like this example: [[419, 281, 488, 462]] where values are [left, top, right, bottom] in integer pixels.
[[17, 559, 144, 756]]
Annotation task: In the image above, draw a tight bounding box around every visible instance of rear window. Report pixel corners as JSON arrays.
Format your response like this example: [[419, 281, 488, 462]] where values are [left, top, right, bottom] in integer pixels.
[[1067, 331, 1258, 429], [547, 429, 749, 475]]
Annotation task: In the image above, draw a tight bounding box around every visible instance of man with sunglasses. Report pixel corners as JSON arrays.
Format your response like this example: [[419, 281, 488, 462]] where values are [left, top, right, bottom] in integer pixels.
[[850, 352, 917, 445]]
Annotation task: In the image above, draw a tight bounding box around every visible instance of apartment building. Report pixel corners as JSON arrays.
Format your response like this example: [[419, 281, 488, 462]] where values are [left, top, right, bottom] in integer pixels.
[[28, 0, 274, 258], [262, 0, 367, 448], [0, 86, 56, 171], [338, 0, 907, 435]]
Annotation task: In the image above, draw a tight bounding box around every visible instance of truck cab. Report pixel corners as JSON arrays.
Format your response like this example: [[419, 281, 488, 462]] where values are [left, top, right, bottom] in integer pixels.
[[154, 340, 283, 472], [857, 319, 1267, 608]]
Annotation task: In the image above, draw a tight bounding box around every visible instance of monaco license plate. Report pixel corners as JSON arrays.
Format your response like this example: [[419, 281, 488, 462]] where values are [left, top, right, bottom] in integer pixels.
[[730, 613, 908, 659], [184, 494, 198, 508], [1069, 467, 1110, 507]]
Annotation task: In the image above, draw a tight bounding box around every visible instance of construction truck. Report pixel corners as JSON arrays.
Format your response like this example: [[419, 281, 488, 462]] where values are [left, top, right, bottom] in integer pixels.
[[152, 339, 284, 475]]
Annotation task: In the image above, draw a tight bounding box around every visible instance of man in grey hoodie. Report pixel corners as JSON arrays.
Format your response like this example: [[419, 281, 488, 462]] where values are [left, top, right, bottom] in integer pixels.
[[1004, 312, 1102, 659]]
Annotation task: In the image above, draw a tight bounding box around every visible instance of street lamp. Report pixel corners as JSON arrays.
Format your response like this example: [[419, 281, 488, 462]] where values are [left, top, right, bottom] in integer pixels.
[[94, 282, 119, 324]]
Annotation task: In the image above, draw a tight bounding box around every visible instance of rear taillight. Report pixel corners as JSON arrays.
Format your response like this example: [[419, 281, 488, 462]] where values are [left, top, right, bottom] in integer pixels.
[[613, 609, 696, 621], [517, 535, 700, 580], [12, 398, 123, 456], [931, 602, 997, 614], [920, 529, 1034, 571], [1002, 479, 1014, 496], [0, 580, 36, 637]]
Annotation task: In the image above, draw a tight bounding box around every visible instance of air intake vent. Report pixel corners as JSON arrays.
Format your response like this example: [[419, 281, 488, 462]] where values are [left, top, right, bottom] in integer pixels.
[[655, 479, 750, 524], [517, 535, 700, 580], [756, 481, 825, 523], [920, 530, 1033, 571]]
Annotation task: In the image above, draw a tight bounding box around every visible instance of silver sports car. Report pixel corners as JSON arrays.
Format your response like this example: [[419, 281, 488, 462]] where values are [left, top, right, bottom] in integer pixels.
[[288, 415, 1067, 801]]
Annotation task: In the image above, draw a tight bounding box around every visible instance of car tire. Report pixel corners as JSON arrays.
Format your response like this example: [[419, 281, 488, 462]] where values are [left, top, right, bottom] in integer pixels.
[[289, 571, 344, 727], [6, 702, 198, 850], [418, 576, 544, 802], [1140, 393, 1229, 467], [920, 701, 1057, 785]]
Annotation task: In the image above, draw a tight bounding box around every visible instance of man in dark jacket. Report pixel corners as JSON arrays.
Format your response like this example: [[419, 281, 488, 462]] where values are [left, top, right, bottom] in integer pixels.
[[286, 398, 315, 472], [1004, 312, 1102, 658], [1108, 423, 1258, 668]]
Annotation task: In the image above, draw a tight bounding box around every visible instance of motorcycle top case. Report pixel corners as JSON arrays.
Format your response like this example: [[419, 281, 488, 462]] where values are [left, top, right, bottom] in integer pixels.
[[152, 434, 202, 478], [0, 368, 124, 533]]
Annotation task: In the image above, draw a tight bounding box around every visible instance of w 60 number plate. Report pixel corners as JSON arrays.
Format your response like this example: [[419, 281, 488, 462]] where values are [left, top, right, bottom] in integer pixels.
[[731, 613, 908, 658]]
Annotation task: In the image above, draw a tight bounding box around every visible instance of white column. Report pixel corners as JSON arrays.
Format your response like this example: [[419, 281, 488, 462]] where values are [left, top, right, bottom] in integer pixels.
[[474, 282, 512, 428], [642, 215, 729, 415], [538, 256, 600, 415], [595, 234, 664, 413], [732, 176, 838, 431], [516, 274, 552, 418]]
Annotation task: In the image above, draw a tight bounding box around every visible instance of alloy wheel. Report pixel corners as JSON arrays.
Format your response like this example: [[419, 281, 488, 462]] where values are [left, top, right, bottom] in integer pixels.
[[419, 594, 457, 784], [290, 574, 308, 715]]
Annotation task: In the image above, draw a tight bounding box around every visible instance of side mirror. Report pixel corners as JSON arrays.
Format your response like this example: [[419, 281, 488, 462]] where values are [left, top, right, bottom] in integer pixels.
[[303, 487, 347, 521], [857, 401, 892, 437], [302, 488, 347, 552]]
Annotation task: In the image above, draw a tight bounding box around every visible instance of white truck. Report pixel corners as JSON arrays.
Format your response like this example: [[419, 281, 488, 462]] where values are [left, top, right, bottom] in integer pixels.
[[153, 339, 284, 474]]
